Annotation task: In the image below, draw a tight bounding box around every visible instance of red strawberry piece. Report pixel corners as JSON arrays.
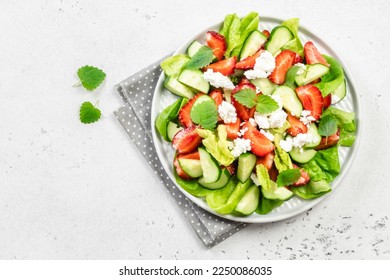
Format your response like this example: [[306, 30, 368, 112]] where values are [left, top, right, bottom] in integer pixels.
[[206, 31, 227, 61], [269, 50, 296, 85], [292, 164, 310, 186], [235, 49, 264, 70], [204, 56, 237, 76], [172, 126, 202, 154], [231, 82, 257, 121], [286, 113, 308, 137], [304, 41, 330, 66], [315, 130, 340, 150], [323, 94, 332, 110], [256, 151, 275, 171], [294, 53, 303, 64], [223, 163, 237, 176], [262, 30, 270, 38], [178, 93, 204, 128], [242, 122, 274, 156], [308, 78, 321, 85], [295, 84, 324, 120], [238, 77, 252, 86], [225, 117, 241, 140], [173, 151, 201, 179], [209, 89, 223, 107], [269, 165, 279, 182]]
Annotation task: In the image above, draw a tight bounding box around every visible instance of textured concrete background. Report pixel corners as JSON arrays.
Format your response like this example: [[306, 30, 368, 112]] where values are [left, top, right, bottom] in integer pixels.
[[0, 0, 389, 259]]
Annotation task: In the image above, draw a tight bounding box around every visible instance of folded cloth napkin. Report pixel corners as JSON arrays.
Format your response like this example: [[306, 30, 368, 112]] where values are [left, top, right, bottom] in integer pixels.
[[114, 58, 246, 247]]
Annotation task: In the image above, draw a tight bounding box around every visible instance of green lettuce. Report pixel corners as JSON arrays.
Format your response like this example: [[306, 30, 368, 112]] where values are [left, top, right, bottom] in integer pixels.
[[256, 195, 284, 215], [196, 125, 235, 166], [302, 146, 340, 182], [224, 14, 241, 57], [316, 55, 345, 96], [155, 98, 188, 141], [174, 169, 214, 197], [256, 164, 272, 191], [160, 54, 190, 78], [274, 146, 294, 172], [291, 179, 332, 199], [281, 18, 304, 57], [322, 107, 356, 147], [220, 14, 235, 39]]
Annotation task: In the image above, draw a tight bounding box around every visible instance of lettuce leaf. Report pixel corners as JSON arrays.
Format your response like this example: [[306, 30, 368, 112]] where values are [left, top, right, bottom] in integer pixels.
[[322, 107, 356, 147], [302, 146, 340, 182], [316, 55, 345, 96], [220, 14, 235, 39], [291, 179, 332, 199], [256, 194, 284, 215], [155, 98, 188, 141], [281, 18, 304, 57], [224, 14, 241, 57], [196, 125, 235, 166], [160, 54, 190, 78], [274, 145, 294, 172], [231, 12, 259, 57]]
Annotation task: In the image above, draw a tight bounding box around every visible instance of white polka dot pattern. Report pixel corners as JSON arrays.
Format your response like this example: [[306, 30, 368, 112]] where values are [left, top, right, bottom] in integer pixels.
[[114, 59, 246, 247]]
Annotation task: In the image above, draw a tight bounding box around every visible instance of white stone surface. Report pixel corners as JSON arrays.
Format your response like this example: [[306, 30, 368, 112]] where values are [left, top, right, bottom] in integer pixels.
[[0, 0, 389, 260]]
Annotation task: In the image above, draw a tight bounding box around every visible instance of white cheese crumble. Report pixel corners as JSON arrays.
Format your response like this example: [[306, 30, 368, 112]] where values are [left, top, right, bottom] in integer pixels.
[[218, 101, 237, 124], [248, 118, 256, 127], [279, 133, 316, 153], [237, 127, 248, 137], [295, 63, 306, 75], [250, 173, 260, 186], [280, 138, 293, 152], [230, 138, 252, 157], [300, 110, 316, 125], [260, 129, 274, 142], [268, 110, 287, 128], [244, 51, 276, 79], [254, 112, 270, 129], [203, 69, 235, 90]]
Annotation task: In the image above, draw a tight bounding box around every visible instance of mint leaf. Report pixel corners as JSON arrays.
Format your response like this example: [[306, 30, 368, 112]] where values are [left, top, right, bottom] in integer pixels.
[[318, 115, 338, 137], [80, 102, 101, 124], [185, 46, 214, 70], [276, 168, 301, 187], [233, 89, 257, 108], [190, 100, 218, 130], [76, 66, 106, 91], [256, 95, 279, 115]]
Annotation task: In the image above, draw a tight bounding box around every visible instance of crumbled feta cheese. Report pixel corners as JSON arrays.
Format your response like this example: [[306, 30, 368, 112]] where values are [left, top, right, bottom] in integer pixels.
[[218, 101, 237, 124], [292, 133, 315, 149], [203, 69, 235, 90], [260, 129, 274, 141], [248, 118, 256, 127], [250, 173, 260, 186], [268, 110, 287, 128], [280, 138, 293, 152], [254, 112, 270, 129], [300, 110, 316, 125], [295, 63, 306, 75], [244, 51, 276, 79], [237, 127, 248, 137], [230, 138, 252, 157]]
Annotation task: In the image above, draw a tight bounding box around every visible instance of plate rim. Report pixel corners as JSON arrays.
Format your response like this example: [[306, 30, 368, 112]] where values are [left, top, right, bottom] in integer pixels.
[[151, 16, 361, 223]]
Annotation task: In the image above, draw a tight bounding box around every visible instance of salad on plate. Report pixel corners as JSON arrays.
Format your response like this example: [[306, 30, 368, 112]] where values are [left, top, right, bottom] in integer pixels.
[[154, 12, 357, 217]]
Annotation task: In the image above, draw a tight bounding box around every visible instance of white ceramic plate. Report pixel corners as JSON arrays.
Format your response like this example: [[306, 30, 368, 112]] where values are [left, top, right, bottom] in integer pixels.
[[151, 17, 360, 223]]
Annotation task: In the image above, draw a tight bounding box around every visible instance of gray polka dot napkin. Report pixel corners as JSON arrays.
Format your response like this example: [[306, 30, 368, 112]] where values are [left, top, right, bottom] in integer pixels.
[[114, 59, 246, 247]]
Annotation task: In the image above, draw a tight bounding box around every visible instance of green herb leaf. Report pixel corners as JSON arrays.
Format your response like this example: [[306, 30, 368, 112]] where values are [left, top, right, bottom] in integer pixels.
[[318, 115, 338, 137], [233, 89, 257, 108], [185, 46, 214, 70], [79, 102, 101, 124], [256, 95, 279, 115], [190, 100, 218, 130], [276, 168, 301, 187], [76, 66, 106, 91]]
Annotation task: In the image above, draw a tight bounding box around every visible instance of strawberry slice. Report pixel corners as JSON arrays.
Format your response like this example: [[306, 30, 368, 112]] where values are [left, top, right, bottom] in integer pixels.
[[231, 82, 257, 121], [172, 126, 202, 154], [294, 53, 303, 64], [295, 85, 324, 120], [287, 113, 308, 137], [262, 30, 270, 38], [223, 163, 237, 176], [256, 151, 275, 171], [315, 130, 340, 150], [238, 77, 252, 86], [269, 50, 296, 85], [206, 31, 227, 61], [225, 117, 241, 140], [204, 56, 237, 76], [178, 93, 204, 128], [242, 122, 274, 156], [209, 89, 223, 107], [235, 49, 264, 70], [173, 151, 201, 180], [269, 165, 279, 182], [323, 94, 332, 110], [292, 164, 310, 186], [304, 41, 330, 66]]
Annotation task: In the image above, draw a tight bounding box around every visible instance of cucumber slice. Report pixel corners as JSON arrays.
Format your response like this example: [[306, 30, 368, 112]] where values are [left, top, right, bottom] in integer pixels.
[[198, 169, 231, 189], [164, 77, 196, 99], [239, 30, 267, 60], [237, 153, 257, 183], [192, 94, 213, 107], [265, 26, 294, 55], [331, 79, 346, 104], [178, 158, 203, 178], [289, 148, 317, 163], [187, 41, 203, 58], [304, 123, 321, 148], [262, 180, 293, 200], [198, 147, 221, 183], [272, 85, 303, 116], [178, 69, 210, 93], [167, 121, 183, 141], [235, 185, 260, 215], [295, 64, 330, 86], [250, 78, 278, 95]]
